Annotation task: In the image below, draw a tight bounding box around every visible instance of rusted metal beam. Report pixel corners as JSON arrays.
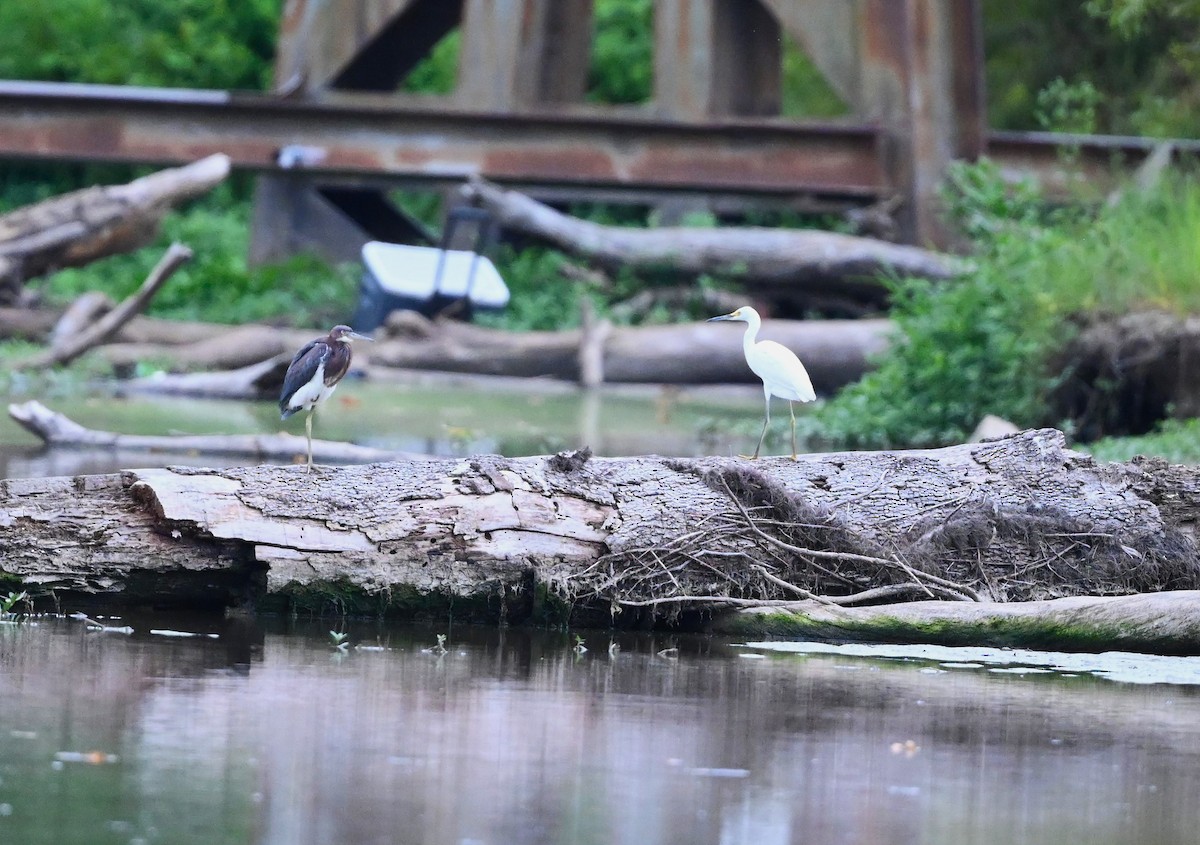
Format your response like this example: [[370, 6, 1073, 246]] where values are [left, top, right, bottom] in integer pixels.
[[0, 81, 885, 197], [457, 0, 593, 109], [273, 0, 461, 93], [654, 0, 781, 119], [0, 80, 1195, 205], [853, 0, 988, 247]]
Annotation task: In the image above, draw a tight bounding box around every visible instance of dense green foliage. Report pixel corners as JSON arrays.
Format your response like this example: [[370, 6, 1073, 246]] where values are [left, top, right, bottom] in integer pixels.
[[986, 0, 1200, 136], [1086, 417, 1200, 462], [812, 160, 1200, 449], [40, 194, 356, 326], [0, 0, 277, 90]]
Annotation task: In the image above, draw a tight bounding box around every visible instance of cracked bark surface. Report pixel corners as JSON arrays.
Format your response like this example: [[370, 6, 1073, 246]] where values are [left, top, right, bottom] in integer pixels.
[[2, 430, 1199, 620]]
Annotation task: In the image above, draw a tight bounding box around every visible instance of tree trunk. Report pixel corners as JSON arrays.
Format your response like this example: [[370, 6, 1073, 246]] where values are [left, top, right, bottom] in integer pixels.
[[0, 155, 231, 302], [461, 177, 968, 297], [716, 592, 1200, 653], [3, 430, 1198, 636], [371, 312, 891, 391]]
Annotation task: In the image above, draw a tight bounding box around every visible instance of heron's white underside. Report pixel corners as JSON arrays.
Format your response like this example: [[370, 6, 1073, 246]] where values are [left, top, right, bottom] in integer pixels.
[[285, 362, 339, 413]]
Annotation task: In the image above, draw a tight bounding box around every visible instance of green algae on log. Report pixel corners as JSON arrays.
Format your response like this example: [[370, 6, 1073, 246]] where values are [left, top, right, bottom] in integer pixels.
[[715, 591, 1200, 655]]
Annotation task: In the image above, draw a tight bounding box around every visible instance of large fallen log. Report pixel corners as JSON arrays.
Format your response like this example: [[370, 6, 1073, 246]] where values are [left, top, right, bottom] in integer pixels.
[[0, 303, 889, 389], [461, 177, 968, 297], [0, 307, 240, 345], [0, 154, 231, 302], [2, 429, 1199, 647], [371, 311, 890, 390]]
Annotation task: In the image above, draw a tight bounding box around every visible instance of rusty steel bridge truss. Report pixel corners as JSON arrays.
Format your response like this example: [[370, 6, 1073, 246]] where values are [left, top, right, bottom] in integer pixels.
[[0, 0, 1195, 262]]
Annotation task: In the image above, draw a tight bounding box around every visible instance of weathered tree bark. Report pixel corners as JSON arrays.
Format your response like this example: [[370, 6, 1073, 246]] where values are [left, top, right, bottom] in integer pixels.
[[0, 307, 240, 346], [2, 430, 1198, 643], [49, 291, 114, 348], [0, 154, 231, 302], [8, 400, 403, 464], [99, 325, 313, 373], [461, 177, 968, 294], [16, 243, 193, 369]]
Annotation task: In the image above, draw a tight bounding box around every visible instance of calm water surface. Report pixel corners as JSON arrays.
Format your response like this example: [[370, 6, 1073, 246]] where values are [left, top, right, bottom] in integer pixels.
[[2, 617, 1199, 845], [0, 379, 767, 478]]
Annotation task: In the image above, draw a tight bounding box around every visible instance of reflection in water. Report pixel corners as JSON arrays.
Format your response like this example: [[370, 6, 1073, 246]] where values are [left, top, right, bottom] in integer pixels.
[[0, 382, 764, 479], [1, 619, 1199, 845]]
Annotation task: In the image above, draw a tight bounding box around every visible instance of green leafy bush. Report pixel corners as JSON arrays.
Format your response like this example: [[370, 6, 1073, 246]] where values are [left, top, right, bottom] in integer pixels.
[[41, 197, 356, 327], [0, 0, 277, 90], [813, 159, 1200, 449]]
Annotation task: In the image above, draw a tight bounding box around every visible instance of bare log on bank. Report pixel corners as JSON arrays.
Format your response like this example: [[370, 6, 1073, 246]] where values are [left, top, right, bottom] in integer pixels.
[[8, 400, 403, 464], [0, 307, 240, 345], [15, 243, 193, 370], [0, 154, 231, 302], [0, 304, 888, 391], [717, 592, 1200, 651], [461, 177, 968, 294], [123, 355, 292, 400], [369, 311, 891, 390], [2, 428, 1199, 648], [37, 312, 889, 396]]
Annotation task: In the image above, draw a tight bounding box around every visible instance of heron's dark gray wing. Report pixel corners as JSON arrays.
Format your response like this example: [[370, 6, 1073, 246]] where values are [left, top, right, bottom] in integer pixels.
[[279, 339, 331, 417]]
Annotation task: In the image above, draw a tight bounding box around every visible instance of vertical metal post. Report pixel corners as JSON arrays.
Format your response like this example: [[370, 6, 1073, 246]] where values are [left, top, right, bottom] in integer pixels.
[[457, 0, 593, 110], [856, 0, 986, 247], [654, 0, 782, 119]]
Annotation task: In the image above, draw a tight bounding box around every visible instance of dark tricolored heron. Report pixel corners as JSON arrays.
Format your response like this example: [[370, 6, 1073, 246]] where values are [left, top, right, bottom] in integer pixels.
[[279, 324, 373, 472]]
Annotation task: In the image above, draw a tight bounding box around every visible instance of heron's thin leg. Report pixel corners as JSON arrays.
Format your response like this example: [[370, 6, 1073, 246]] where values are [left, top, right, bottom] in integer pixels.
[[305, 410, 314, 473], [752, 394, 771, 459], [789, 400, 798, 460]]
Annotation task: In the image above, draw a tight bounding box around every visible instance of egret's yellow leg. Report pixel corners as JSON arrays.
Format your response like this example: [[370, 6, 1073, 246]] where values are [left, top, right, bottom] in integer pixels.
[[305, 410, 315, 473], [750, 394, 771, 459], [789, 400, 798, 461]]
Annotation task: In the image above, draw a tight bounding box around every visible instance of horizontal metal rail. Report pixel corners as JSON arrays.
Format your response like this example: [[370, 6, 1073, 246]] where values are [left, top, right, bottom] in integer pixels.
[[0, 81, 1195, 202], [0, 80, 884, 197]]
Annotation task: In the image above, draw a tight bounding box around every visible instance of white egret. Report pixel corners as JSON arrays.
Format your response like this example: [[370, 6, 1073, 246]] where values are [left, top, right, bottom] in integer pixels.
[[707, 305, 815, 460]]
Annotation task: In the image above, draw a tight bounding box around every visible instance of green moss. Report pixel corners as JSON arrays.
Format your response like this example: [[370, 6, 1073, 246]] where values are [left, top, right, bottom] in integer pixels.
[[267, 580, 510, 623], [716, 609, 1187, 653], [530, 582, 573, 627]]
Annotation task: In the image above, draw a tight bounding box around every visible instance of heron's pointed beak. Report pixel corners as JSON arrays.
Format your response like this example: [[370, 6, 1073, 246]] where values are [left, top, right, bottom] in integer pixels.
[[707, 313, 734, 322], [346, 331, 375, 342]]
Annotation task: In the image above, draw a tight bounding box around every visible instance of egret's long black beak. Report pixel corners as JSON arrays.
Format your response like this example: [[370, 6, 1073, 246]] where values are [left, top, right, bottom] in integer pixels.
[[707, 313, 734, 322]]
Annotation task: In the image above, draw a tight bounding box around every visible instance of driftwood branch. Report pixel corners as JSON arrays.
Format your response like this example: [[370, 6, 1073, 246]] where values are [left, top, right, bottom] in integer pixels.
[[8, 399, 405, 464], [0, 154, 230, 300], [16, 242, 193, 369], [123, 355, 292, 400], [462, 177, 968, 295]]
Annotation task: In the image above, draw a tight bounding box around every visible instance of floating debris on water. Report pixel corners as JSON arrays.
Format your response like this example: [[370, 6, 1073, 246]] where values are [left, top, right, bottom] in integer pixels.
[[54, 751, 120, 765], [149, 630, 219, 639]]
